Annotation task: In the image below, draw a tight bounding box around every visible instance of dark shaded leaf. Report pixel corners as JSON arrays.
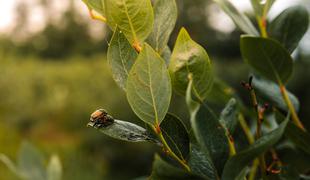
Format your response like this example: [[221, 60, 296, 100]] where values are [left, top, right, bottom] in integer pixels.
[[188, 144, 218, 180], [107, 27, 138, 90], [127, 44, 172, 126], [219, 98, 239, 134], [160, 113, 190, 160], [285, 122, 310, 155], [240, 36, 293, 84], [222, 116, 289, 179], [87, 119, 157, 143], [185, 75, 229, 174], [252, 76, 299, 112], [150, 154, 204, 180], [268, 6, 309, 53]]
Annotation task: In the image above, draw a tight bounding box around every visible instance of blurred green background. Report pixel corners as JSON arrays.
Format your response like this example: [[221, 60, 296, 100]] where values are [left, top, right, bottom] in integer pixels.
[[0, 0, 309, 179]]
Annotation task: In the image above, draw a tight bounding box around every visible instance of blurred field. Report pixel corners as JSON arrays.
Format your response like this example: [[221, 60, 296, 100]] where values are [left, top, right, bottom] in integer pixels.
[[0, 55, 157, 180]]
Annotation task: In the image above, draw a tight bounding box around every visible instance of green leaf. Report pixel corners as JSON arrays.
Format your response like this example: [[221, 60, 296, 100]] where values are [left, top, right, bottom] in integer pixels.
[[0, 154, 21, 178], [285, 122, 310, 155], [161, 45, 172, 66], [107, 27, 138, 90], [219, 98, 239, 135], [146, 0, 177, 54], [240, 36, 293, 84], [185, 75, 229, 174], [87, 119, 157, 142], [17, 141, 46, 180], [250, 0, 276, 18], [150, 154, 204, 180], [268, 6, 309, 53], [47, 155, 62, 180], [82, 0, 105, 16], [169, 28, 213, 100], [205, 79, 235, 106], [252, 76, 299, 112], [188, 144, 218, 180], [127, 44, 172, 126], [160, 113, 190, 160], [104, 0, 154, 45], [212, 0, 259, 35], [221, 116, 289, 179]]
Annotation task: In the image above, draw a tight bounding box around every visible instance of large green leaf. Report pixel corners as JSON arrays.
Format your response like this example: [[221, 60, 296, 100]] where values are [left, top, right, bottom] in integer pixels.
[[185, 76, 229, 174], [268, 6, 309, 53], [87, 119, 157, 142], [104, 0, 154, 45], [240, 36, 293, 84], [107, 27, 138, 90], [160, 113, 189, 160], [146, 0, 177, 54], [150, 154, 204, 180], [188, 144, 219, 180], [82, 0, 105, 16], [250, 0, 276, 18], [17, 142, 46, 180], [285, 122, 310, 155], [219, 98, 239, 135], [252, 76, 299, 112], [221, 116, 289, 179], [127, 44, 172, 126], [212, 0, 258, 35], [169, 28, 213, 100]]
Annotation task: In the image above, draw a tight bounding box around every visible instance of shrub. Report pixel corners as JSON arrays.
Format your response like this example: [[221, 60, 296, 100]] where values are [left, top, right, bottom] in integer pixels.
[[82, 0, 310, 179]]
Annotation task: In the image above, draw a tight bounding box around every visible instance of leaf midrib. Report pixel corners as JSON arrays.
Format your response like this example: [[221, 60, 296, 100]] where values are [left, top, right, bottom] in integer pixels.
[[121, 0, 138, 43]]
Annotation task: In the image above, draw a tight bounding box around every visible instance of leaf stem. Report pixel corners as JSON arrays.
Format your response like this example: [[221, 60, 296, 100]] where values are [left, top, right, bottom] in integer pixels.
[[227, 135, 236, 156], [238, 113, 258, 180], [152, 125, 191, 172], [88, 8, 107, 22], [256, 16, 267, 38], [279, 85, 306, 131]]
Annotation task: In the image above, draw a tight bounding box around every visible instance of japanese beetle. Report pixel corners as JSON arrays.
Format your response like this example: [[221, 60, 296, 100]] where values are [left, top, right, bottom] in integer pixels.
[[89, 109, 114, 128]]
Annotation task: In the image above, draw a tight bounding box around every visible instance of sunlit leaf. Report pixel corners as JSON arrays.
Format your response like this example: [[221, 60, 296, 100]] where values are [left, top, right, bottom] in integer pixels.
[[127, 44, 171, 126], [169, 28, 213, 100], [82, 0, 105, 16], [107, 27, 138, 90], [240, 36, 293, 84], [104, 0, 154, 45]]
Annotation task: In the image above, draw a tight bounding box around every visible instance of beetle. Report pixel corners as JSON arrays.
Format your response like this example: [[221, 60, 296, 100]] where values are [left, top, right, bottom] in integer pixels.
[[90, 109, 114, 128]]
